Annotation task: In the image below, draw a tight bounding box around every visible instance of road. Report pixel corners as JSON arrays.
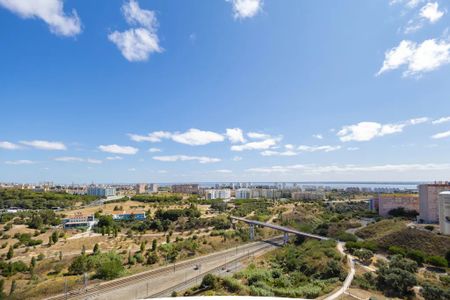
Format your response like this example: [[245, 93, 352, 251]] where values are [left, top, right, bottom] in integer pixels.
[[47, 236, 284, 300]]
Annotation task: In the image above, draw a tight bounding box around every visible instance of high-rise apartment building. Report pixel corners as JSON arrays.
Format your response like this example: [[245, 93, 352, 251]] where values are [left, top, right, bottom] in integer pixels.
[[418, 182, 450, 223], [438, 192, 450, 235], [135, 183, 146, 194], [87, 186, 116, 197]]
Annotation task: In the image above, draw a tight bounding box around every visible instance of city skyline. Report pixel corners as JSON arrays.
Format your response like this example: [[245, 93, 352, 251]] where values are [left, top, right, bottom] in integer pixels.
[[1, 0, 450, 183]]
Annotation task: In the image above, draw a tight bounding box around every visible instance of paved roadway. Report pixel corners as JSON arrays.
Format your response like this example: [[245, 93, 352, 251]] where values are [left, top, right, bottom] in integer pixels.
[[47, 237, 284, 300]]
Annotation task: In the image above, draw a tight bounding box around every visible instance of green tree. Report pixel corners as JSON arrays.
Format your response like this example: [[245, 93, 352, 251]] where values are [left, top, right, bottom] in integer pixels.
[[30, 256, 36, 269], [95, 252, 124, 280], [201, 274, 217, 289], [354, 249, 373, 265], [152, 239, 157, 252], [48, 236, 53, 246], [140, 241, 145, 253], [28, 214, 43, 229], [6, 246, 13, 260], [147, 252, 158, 265], [81, 245, 86, 256], [93, 243, 100, 255], [0, 279, 5, 299], [128, 252, 135, 265], [51, 231, 59, 244], [68, 255, 90, 275]]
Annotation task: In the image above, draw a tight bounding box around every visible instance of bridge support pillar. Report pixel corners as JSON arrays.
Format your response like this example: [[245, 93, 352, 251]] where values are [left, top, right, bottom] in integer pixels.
[[283, 232, 289, 245], [249, 224, 255, 240]]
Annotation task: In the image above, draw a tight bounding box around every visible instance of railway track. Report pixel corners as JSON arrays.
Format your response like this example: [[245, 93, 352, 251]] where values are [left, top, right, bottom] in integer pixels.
[[47, 237, 283, 300]]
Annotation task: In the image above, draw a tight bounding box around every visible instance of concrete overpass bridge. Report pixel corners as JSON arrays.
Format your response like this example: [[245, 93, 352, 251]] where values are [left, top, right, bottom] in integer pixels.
[[230, 216, 329, 244]]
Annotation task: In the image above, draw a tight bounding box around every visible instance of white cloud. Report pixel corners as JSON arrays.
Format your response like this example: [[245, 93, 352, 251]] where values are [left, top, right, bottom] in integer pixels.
[[347, 147, 360, 151], [148, 147, 161, 153], [226, 128, 246, 144], [20, 140, 66, 150], [432, 116, 450, 124], [431, 130, 450, 139], [171, 129, 224, 146], [260, 150, 297, 156], [98, 144, 138, 155], [108, 28, 161, 62], [0, 141, 21, 150], [232, 156, 243, 161], [247, 132, 271, 139], [5, 160, 35, 165], [108, 0, 161, 62], [0, 0, 81, 36], [55, 157, 102, 164], [216, 169, 232, 173], [420, 2, 444, 23], [390, 0, 424, 9], [54, 156, 83, 162], [129, 129, 224, 146], [377, 39, 450, 76], [298, 145, 342, 153], [337, 118, 427, 142], [312, 134, 323, 140], [231, 138, 278, 151], [128, 168, 137, 172], [129, 131, 171, 142], [228, 0, 262, 19], [153, 155, 221, 164], [122, 0, 156, 29], [106, 156, 123, 160]]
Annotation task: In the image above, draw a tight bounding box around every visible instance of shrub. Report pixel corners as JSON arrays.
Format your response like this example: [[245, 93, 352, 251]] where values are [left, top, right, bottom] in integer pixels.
[[388, 246, 406, 256], [426, 256, 448, 268], [201, 274, 217, 289], [406, 249, 426, 265]]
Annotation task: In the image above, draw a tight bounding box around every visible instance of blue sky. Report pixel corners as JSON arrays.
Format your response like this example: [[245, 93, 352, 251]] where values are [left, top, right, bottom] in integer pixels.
[[1, 0, 450, 183]]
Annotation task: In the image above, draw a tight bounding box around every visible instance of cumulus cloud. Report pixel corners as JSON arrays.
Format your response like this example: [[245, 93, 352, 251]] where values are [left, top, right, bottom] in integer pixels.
[[337, 118, 428, 142], [228, 0, 262, 19], [98, 144, 138, 155], [231, 138, 278, 151], [108, 0, 161, 62], [226, 128, 246, 143], [20, 140, 66, 150], [171, 129, 224, 146], [377, 39, 450, 77], [420, 2, 444, 23], [247, 132, 271, 139], [0, 0, 81, 36], [431, 130, 450, 139], [129, 131, 171, 142], [129, 129, 224, 146], [152, 155, 221, 164], [432, 116, 450, 124], [5, 160, 35, 165], [148, 147, 161, 153], [0, 141, 21, 150], [232, 156, 243, 161]]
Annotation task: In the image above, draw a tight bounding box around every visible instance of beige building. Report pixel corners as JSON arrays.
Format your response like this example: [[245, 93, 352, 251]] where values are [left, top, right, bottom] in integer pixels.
[[438, 192, 450, 235], [172, 184, 199, 194], [135, 183, 146, 194], [378, 194, 419, 217], [418, 182, 450, 223]]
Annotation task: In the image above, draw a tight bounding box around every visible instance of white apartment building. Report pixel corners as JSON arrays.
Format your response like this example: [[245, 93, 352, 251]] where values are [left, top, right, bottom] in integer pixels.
[[205, 189, 231, 200], [236, 188, 252, 199]]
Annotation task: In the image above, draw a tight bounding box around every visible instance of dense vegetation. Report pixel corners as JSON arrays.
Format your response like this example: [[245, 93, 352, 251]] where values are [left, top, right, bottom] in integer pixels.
[[193, 239, 346, 298], [0, 189, 96, 210]]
